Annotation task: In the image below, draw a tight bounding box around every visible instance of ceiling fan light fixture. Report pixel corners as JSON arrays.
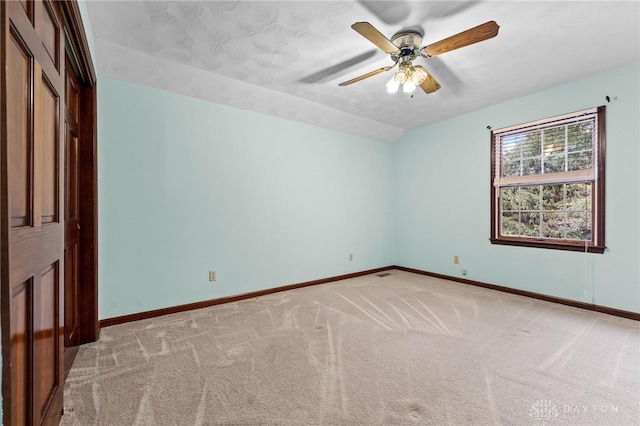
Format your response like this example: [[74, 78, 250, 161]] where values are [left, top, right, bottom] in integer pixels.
[[403, 78, 416, 93], [393, 68, 408, 84], [411, 66, 428, 85], [386, 77, 400, 93], [388, 63, 420, 94]]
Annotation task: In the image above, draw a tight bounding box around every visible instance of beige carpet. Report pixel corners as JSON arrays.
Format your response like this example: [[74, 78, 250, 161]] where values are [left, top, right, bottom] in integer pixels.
[[61, 270, 640, 425]]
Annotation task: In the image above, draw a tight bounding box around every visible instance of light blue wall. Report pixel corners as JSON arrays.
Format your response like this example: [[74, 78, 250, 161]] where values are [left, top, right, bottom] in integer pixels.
[[394, 63, 640, 313], [77, 0, 95, 59], [98, 77, 395, 319], [98, 63, 639, 320]]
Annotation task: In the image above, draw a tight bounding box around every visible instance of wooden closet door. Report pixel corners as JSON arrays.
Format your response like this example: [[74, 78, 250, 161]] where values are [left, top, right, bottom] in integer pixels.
[[4, 0, 65, 424], [64, 54, 81, 370]]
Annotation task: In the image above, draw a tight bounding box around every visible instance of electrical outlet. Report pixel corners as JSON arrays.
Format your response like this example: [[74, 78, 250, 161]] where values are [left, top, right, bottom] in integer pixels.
[[209, 271, 216, 282], [461, 269, 467, 276], [453, 256, 459, 264], [349, 253, 353, 261]]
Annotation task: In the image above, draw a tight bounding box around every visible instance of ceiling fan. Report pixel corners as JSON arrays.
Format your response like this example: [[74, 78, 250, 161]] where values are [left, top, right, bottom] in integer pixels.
[[339, 20, 499, 94]]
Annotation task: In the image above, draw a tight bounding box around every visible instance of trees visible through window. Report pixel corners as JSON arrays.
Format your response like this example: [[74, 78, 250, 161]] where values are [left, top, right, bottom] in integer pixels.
[[490, 107, 605, 253]]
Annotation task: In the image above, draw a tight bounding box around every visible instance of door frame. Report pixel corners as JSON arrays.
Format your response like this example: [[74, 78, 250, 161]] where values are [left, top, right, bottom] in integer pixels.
[[0, 0, 98, 422]]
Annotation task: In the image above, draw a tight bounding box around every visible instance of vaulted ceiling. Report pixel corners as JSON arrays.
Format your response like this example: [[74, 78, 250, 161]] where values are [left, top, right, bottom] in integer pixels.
[[84, 1, 640, 142]]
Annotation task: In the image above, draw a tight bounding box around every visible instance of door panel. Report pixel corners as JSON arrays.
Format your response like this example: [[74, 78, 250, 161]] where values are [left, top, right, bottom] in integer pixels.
[[66, 61, 79, 121], [10, 280, 31, 426], [64, 243, 78, 345], [7, 31, 32, 229], [34, 1, 58, 67], [36, 70, 59, 225], [34, 263, 59, 420], [65, 130, 78, 222]]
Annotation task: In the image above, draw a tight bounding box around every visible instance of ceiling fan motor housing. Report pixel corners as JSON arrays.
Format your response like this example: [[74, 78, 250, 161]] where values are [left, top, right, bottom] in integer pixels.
[[390, 30, 423, 62]]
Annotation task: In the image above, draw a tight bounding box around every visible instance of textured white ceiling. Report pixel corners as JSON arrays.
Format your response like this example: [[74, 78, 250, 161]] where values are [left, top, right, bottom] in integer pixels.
[[85, 1, 640, 143]]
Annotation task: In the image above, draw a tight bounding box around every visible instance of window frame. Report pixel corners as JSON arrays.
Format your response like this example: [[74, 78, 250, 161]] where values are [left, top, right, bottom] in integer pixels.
[[490, 106, 606, 253]]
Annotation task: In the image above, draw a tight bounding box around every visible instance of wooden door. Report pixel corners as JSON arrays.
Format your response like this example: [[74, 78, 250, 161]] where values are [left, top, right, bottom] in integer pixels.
[[2, 1, 98, 424], [4, 0, 65, 424], [64, 54, 80, 370]]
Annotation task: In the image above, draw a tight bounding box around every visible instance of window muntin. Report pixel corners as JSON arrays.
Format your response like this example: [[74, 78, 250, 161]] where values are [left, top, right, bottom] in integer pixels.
[[490, 107, 605, 253]]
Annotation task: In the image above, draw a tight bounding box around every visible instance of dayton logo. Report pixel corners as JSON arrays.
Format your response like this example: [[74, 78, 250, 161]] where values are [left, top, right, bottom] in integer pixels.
[[529, 399, 560, 425]]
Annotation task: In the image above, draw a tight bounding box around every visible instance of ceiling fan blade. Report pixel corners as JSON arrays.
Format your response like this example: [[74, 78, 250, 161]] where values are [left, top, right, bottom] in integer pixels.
[[414, 66, 441, 94], [351, 22, 399, 54], [423, 21, 499, 57], [338, 67, 392, 86]]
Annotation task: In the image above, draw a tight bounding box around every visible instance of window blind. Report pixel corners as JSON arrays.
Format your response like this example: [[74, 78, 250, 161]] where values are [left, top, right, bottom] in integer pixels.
[[493, 107, 598, 188]]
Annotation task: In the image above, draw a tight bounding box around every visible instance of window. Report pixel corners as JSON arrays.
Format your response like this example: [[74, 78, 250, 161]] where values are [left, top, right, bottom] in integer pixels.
[[490, 107, 605, 253]]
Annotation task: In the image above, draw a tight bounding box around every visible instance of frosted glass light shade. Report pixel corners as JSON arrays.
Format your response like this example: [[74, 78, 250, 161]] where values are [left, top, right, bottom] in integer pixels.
[[386, 77, 400, 93], [403, 79, 416, 93], [412, 66, 428, 85]]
